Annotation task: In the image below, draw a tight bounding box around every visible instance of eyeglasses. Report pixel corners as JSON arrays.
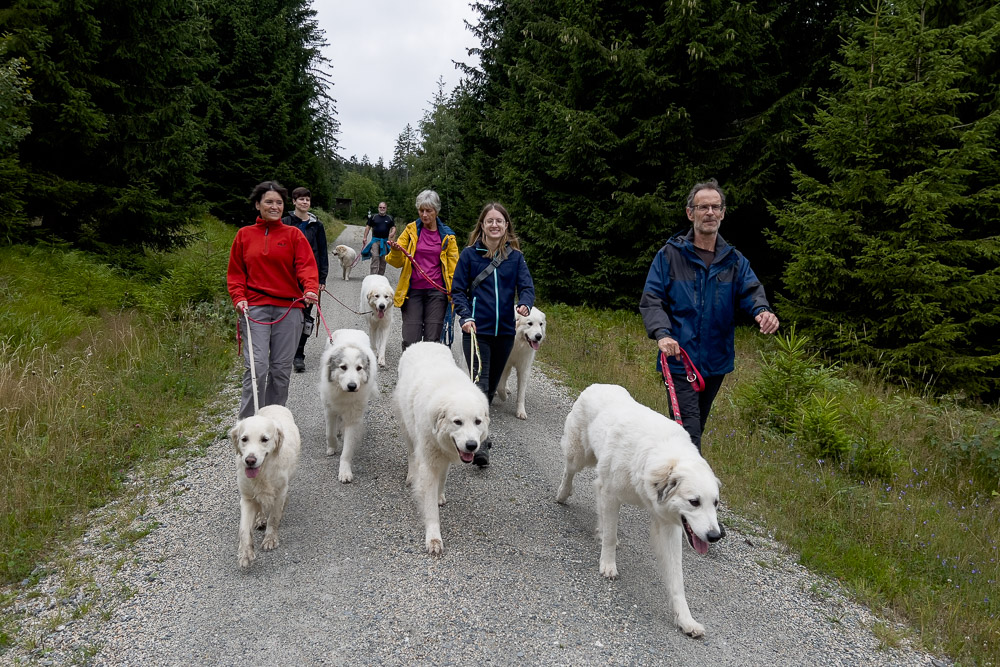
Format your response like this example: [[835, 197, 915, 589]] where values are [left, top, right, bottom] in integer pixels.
[[691, 204, 725, 213], [484, 218, 507, 227]]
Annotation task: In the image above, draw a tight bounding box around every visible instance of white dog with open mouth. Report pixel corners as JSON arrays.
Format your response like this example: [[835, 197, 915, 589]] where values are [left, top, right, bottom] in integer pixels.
[[230, 404, 301, 569], [392, 341, 490, 555], [359, 273, 395, 367], [556, 383, 725, 637], [333, 244, 358, 281], [319, 328, 378, 483], [496, 305, 546, 420]]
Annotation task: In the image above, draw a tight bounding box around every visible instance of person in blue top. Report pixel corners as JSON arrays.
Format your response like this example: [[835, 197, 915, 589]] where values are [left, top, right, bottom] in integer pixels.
[[639, 179, 779, 452], [451, 202, 535, 467]]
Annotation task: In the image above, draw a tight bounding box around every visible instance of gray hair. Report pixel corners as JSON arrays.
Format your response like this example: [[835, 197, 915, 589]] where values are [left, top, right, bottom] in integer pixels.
[[685, 178, 726, 209], [415, 189, 441, 213]]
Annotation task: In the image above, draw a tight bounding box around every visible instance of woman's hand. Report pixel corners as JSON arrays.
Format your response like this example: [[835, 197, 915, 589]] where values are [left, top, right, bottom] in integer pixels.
[[304, 291, 319, 305], [236, 300, 248, 313], [516, 304, 530, 317], [461, 320, 477, 334]]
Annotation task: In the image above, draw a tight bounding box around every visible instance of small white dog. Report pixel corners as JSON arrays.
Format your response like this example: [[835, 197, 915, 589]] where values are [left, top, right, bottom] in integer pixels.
[[556, 384, 725, 637], [319, 328, 378, 483], [333, 244, 358, 281], [496, 306, 546, 420], [392, 342, 490, 555], [230, 404, 301, 569], [359, 274, 395, 367]]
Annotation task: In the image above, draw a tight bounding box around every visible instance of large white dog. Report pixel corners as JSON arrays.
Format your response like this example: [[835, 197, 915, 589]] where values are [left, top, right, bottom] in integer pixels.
[[333, 244, 358, 281], [555, 384, 725, 637], [496, 306, 546, 420], [359, 273, 395, 368], [230, 404, 301, 569], [392, 341, 490, 556], [319, 328, 378, 483]]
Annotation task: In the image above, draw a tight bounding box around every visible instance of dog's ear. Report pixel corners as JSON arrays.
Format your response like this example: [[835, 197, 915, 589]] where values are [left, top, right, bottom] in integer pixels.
[[432, 407, 448, 435], [652, 460, 680, 503], [270, 423, 283, 453], [325, 351, 338, 383], [230, 423, 242, 452]]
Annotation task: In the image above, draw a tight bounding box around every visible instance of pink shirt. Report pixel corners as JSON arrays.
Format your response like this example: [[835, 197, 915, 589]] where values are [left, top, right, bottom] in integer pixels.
[[409, 226, 443, 289]]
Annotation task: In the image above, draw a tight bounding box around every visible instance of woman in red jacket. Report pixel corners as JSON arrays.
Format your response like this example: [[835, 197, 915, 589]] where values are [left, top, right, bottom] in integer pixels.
[[227, 181, 319, 418]]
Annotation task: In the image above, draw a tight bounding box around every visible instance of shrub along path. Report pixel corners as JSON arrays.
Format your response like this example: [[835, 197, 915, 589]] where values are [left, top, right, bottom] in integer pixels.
[[3, 226, 947, 665]]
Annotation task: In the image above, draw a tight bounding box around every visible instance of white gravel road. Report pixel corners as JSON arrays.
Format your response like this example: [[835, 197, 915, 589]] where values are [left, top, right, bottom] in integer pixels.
[[3, 225, 949, 666]]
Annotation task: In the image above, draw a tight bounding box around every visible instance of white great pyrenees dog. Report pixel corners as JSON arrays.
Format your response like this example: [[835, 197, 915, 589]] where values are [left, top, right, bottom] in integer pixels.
[[392, 341, 490, 556], [230, 404, 301, 569], [496, 306, 546, 420], [319, 328, 378, 483], [333, 244, 358, 281], [359, 273, 395, 368], [556, 384, 725, 637]]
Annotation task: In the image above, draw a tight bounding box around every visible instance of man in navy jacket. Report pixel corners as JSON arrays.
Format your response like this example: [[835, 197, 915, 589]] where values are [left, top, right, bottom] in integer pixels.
[[639, 179, 779, 452]]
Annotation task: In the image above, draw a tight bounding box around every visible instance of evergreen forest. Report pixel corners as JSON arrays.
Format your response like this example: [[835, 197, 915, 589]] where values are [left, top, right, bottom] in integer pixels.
[[2, 0, 998, 399]]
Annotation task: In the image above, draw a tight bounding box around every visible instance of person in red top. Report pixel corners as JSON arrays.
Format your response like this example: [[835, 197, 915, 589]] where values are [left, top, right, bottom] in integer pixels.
[[227, 181, 319, 418]]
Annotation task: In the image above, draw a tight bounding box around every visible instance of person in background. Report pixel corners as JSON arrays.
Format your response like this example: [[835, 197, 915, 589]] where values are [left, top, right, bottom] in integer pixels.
[[282, 186, 328, 373], [228, 181, 319, 419], [639, 178, 779, 452], [451, 202, 535, 467], [386, 190, 459, 350], [362, 201, 396, 275]]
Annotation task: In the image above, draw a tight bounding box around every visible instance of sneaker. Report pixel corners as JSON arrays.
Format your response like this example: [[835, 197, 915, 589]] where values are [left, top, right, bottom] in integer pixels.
[[293, 357, 305, 373], [473, 439, 492, 467]]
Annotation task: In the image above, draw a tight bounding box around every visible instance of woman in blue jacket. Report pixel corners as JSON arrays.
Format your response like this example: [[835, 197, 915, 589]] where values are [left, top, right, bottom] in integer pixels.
[[451, 202, 535, 466]]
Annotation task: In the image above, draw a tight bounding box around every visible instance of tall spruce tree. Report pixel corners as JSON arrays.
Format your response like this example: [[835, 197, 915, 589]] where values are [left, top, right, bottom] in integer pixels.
[[772, 0, 1000, 398], [0, 37, 32, 239], [411, 79, 465, 225]]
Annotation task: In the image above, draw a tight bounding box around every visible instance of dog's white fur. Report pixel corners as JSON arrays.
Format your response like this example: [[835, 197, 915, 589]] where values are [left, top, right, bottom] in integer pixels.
[[230, 405, 301, 569], [496, 306, 546, 420], [392, 341, 490, 555], [556, 384, 724, 637], [333, 244, 357, 281], [359, 274, 395, 367], [319, 328, 378, 483]]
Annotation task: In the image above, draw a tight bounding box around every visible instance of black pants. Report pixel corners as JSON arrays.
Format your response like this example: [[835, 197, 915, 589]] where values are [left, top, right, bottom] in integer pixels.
[[665, 374, 726, 452], [462, 332, 515, 404], [400, 289, 448, 350], [294, 304, 315, 359]]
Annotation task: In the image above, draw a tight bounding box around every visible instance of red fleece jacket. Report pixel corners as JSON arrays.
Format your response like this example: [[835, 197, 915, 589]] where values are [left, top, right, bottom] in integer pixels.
[[227, 217, 320, 309]]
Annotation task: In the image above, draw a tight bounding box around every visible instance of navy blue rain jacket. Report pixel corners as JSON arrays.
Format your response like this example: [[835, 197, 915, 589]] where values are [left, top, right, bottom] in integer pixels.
[[639, 230, 771, 377], [451, 241, 535, 337]]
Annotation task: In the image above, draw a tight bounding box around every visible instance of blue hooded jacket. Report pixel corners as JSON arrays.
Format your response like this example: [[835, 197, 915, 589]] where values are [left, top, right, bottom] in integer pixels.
[[451, 241, 535, 337], [639, 230, 771, 377]]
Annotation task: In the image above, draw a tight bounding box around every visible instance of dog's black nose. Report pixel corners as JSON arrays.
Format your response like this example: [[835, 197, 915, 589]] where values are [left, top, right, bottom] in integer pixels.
[[707, 525, 726, 542], [464, 440, 479, 452], [347, 382, 358, 392], [533, 334, 542, 341], [245, 455, 257, 466]]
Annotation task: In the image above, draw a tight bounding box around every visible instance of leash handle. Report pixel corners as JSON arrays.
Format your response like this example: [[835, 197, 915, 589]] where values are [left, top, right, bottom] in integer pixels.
[[468, 329, 482, 384], [659, 347, 705, 427]]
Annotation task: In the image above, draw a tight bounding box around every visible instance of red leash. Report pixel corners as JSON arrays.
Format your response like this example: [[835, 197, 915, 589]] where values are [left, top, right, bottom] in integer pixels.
[[387, 241, 451, 295], [236, 297, 311, 355], [660, 348, 705, 426]]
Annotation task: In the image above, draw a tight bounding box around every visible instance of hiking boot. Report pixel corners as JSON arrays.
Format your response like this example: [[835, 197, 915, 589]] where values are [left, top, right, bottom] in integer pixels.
[[473, 439, 492, 467], [293, 357, 305, 373]]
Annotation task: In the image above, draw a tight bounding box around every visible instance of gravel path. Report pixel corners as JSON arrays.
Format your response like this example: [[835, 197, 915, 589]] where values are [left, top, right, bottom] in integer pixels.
[[3, 225, 949, 666]]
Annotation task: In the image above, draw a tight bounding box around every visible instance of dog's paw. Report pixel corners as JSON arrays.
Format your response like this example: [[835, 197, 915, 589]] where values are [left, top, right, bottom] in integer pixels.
[[437, 492, 446, 506], [377, 357, 386, 368], [326, 439, 340, 456], [599, 560, 619, 579], [678, 617, 705, 638], [426, 537, 444, 556], [516, 408, 527, 420], [254, 516, 267, 530], [555, 486, 570, 504], [496, 388, 508, 402], [338, 465, 354, 484], [238, 548, 255, 569], [260, 533, 279, 551]]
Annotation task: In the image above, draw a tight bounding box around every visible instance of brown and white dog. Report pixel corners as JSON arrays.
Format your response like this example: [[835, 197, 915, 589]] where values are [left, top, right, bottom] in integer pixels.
[[333, 244, 358, 281]]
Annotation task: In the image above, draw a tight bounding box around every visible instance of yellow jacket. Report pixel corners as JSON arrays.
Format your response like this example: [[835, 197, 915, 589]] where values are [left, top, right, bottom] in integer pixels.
[[386, 219, 460, 307]]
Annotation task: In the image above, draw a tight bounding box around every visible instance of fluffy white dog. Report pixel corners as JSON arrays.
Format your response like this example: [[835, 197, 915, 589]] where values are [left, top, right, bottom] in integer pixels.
[[319, 328, 378, 483], [333, 244, 358, 281], [556, 384, 725, 637], [392, 341, 490, 556], [359, 273, 395, 367], [230, 404, 301, 569], [496, 306, 546, 420]]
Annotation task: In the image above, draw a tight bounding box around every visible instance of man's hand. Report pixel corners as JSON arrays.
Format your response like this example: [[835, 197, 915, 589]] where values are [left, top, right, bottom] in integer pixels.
[[657, 335, 680, 359], [756, 310, 779, 335], [318, 284, 325, 292], [304, 291, 319, 305]]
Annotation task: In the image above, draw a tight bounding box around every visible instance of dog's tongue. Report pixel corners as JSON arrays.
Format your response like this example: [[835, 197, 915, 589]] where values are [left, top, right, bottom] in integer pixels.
[[529, 340, 540, 351], [459, 450, 475, 463], [245, 467, 259, 479], [377, 311, 384, 319], [692, 533, 709, 555]]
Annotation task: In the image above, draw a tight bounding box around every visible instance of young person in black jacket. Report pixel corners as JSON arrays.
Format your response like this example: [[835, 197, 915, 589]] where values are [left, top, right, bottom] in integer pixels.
[[282, 186, 328, 372]]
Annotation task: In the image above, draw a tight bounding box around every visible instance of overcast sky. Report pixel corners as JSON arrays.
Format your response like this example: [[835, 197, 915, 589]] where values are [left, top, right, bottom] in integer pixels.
[[313, 0, 482, 164]]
